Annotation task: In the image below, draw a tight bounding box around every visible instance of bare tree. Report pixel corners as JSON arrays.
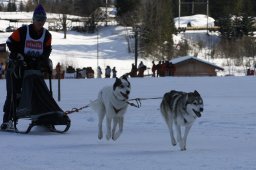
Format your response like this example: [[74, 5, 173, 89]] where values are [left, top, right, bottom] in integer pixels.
[[57, 0, 73, 39]]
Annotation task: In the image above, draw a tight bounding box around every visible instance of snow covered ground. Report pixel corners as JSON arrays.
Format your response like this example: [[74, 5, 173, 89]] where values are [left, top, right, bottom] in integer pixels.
[[0, 76, 256, 170]]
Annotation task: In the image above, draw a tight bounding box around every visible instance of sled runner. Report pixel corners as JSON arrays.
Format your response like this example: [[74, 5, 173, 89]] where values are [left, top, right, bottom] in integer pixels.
[[12, 69, 71, 134]]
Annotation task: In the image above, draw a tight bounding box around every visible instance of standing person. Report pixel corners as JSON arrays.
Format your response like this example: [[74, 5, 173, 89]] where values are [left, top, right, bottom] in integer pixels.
[[105, 66, 111, 78], [164, 60, 170, 76], [1, 4, 52, 130], [112, 66, 117, 78], [151, 60, 157, 77], [55, 62, 61, 79], [156, 61, 161, 77], [97, 66, 102, 78], [138, 61, 146, 77], [129, 63, 137, 77], [0, 62, 3, 79], [159, 61, 165, 77]]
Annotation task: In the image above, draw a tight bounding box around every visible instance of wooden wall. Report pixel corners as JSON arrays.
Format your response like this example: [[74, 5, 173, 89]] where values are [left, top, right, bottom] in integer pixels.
[[174, 60, 217, 76]]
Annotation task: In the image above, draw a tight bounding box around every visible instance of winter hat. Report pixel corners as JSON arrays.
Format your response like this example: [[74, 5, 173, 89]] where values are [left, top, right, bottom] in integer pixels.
[[33, 4, 47, 22]]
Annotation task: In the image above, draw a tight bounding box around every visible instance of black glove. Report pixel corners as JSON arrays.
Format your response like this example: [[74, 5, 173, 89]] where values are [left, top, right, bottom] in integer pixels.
[[24, 55, 41, 69], [40, 58, 53, 73], [16, 53, 24, 61]]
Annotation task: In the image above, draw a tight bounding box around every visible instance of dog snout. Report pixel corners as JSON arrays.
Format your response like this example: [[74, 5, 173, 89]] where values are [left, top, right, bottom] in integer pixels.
[[200, 108, 204, 112]]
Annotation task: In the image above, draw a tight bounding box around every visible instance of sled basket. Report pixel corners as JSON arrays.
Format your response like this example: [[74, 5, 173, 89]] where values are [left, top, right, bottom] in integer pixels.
[[13, 70, 71, 134]]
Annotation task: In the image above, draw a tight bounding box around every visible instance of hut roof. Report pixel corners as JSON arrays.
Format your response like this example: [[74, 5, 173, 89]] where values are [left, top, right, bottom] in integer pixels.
[[170, 56, 224, 71]]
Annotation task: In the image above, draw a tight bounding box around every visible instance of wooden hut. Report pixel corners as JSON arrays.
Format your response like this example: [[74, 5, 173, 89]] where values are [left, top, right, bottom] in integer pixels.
[[170, 56, 224, 76]]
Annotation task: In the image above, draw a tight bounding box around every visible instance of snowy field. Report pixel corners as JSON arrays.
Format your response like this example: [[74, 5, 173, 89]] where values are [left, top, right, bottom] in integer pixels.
[[0, 76, 256, 170]]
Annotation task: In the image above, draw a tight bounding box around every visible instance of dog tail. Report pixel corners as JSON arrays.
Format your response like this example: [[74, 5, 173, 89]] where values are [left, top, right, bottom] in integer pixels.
[[160, 92, 171, 122], [90, 99, 105, 114]]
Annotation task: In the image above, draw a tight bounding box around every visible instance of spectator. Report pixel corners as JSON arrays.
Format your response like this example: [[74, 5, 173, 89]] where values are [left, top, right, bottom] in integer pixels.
[[164, 60, 170, 76], [97, 66, 102, 78], [55, 62, 61, 79], [129, 63, 137, 77], [86, 67, 94, 78], [138, 61, 147, 77], [105, 66, 111, 78], [159, 61, 166, 77], [151, 60, 157, 77], [112, 67, 117, 78], [80, 68, 87, 78], [156, 61, 162, 77]]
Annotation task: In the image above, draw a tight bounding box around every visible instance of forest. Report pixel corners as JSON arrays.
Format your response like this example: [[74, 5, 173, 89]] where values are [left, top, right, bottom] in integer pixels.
[[1, 0, 256, 61]]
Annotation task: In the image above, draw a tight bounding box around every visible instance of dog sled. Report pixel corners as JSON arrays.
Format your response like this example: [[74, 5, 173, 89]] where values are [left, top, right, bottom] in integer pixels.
[[10, 69, 71, 134]]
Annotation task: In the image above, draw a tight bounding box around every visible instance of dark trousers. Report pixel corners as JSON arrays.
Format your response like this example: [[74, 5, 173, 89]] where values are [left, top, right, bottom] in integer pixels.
[[2, 68, 22, 123]]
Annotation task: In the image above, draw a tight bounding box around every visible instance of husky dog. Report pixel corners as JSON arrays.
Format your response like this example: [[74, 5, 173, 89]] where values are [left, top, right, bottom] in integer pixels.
[[90, 75, 131, 141], [160, 90, 204, 151]]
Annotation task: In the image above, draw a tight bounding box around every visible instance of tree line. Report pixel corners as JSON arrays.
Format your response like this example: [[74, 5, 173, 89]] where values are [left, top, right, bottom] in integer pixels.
[[115, 0, 256, 63], [1, 0, 256, 63]]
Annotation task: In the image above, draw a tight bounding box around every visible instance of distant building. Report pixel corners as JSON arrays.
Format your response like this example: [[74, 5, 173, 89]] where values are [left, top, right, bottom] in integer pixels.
[[170, 56, 224, 76]]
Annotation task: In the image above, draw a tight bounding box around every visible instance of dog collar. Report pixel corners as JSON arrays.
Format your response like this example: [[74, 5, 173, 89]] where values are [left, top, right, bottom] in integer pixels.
[[113, 106, 123, 114]]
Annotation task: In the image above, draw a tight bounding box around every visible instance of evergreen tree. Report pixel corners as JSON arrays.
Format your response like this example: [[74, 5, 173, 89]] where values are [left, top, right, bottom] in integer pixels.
[[19, 1, 24, 11], [140, 0, 175, 59], [219, 14, 254, 40], [0, 3, 4, 11], [74, 0, 103, 16], [25, 0, 34, 12], [115, 0, 138, 17], [7, 2, 17, 12], [209, 1, 231, 20], [241, 14, 254, 36]]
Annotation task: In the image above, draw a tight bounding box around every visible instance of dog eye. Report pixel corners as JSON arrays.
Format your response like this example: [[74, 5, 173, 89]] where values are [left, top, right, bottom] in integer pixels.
[[193, 101, 198, 105]]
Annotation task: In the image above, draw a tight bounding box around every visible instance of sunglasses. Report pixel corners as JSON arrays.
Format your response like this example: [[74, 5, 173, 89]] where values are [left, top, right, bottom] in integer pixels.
[[34, 18, 46, 22], [33, 15, 47, 22]]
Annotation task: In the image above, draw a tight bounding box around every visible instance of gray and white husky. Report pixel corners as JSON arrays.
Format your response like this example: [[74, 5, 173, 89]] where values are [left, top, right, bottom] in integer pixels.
[[160, 90, 204, 151], [90, 75, 131, 141]]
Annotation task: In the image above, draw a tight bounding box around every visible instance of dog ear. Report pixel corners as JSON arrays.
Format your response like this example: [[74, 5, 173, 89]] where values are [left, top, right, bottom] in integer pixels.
[[194, 90, 200, 96], [113, 77, 121, 90], [121, 74, 128, 80]]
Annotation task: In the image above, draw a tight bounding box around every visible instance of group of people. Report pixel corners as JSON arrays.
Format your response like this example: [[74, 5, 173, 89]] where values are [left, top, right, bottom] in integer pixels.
[[97, 65, 117, 78], [128, 60, 176, 78], [53, 63, 118, 79], [129, 61, 147, 77], [151, 60, 176, 77]]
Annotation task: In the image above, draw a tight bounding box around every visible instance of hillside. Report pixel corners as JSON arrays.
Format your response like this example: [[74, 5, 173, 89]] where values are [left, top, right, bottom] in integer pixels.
[[0, 12, 254, 76]]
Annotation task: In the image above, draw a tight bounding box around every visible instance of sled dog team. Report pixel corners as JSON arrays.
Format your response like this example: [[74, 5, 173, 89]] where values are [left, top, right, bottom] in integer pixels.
[[91, 75, 204, 151]]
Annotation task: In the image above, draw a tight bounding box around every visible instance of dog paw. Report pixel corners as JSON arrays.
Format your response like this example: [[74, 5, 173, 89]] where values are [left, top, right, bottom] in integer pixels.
[[106, 133, 111, 140], [98, 131, 103, 140], [112, 135, 119, 141], [179, 141, 186, 150], [171, 139, 177, 146], [112, 132, 121, 141], [98, 134, 103, 140], [180, 147, 186, 151]]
